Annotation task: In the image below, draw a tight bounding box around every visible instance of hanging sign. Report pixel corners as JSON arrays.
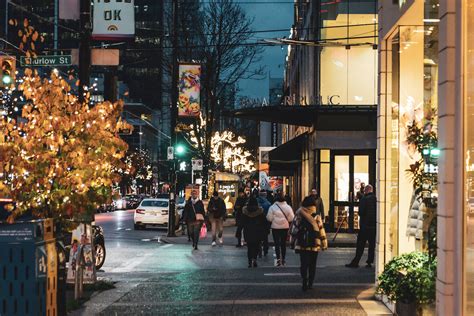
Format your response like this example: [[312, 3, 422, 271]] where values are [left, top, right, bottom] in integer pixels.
[[92, 0, 135, 41], [178, 64, 201, 117]]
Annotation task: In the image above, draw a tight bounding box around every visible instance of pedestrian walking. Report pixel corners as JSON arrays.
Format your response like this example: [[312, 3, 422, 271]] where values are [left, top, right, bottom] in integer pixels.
[[183, 190, 206, 250], [234, 188, 248, 247], [242, 196, 266, 268], [346, 184, 376, 268], [310, 188, 325, 221], [257, 190, 271, 257], [207, 191, 227, 246], [291, 196, 328, 291], [267, 192, 294, 266]]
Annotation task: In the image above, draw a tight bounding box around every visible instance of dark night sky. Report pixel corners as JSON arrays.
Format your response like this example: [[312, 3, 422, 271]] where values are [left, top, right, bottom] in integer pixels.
[[237, 1, 293, 100]]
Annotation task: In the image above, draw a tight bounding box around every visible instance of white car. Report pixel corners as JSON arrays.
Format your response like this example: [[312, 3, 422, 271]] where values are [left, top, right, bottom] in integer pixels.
[[133, 198, 180, 230]]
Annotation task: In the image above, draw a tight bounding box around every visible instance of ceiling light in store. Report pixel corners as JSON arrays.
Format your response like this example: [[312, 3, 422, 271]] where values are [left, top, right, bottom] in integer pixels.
[[423, 19, 440, 23]]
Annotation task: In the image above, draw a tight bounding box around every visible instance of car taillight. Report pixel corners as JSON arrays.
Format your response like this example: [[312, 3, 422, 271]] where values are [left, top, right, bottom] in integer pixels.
[[136, 209, 146, 214]]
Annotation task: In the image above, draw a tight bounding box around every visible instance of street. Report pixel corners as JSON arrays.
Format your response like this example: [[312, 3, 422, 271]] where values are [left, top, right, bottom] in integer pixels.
[[70, 210, 391, 315]]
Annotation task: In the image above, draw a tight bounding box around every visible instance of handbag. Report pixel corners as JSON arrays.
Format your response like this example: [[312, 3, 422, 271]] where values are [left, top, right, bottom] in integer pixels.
[[199, 223, 207, 239], [192, 202, 204, 221]]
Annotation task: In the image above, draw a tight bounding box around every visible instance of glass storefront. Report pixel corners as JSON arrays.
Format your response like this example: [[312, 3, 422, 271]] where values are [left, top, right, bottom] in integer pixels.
[[464, 0, 474, 312], [318, 0, 378, 105], [384, 21, 438, 257]]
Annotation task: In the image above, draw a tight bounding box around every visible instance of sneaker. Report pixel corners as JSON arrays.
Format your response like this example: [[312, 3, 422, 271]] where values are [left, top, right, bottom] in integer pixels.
[[218, 237, 223, 244], [281, 259, 286, 266], [212, 241, 217, 247], [252, 260, 258, 268], [276, 259, 282, 267]]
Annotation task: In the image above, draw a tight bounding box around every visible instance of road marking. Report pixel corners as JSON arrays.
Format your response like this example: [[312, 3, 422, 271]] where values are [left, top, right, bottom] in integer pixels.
[[109, 298, 358, 307], [141, 239, 151, 242], [138, 282, 373, 287], [264, 273, 300, 276], [160, 244, 173, 249], [110, 252, 154, 273], [125, 228, 131, 231]]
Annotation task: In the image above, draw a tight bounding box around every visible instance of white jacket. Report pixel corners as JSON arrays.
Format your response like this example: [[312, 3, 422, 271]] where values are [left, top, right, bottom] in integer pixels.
[[267, 201, 295, 229]]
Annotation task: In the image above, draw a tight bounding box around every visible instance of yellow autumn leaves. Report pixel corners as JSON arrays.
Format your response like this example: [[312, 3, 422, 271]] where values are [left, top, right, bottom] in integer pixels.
[[0, 71, 133, 221]]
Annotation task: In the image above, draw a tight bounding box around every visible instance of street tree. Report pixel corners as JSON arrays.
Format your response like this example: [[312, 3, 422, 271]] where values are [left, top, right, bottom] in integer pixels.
[[119, 149, 153, 195], [0, 70, 132, 221], [167, 0, 264, 195]]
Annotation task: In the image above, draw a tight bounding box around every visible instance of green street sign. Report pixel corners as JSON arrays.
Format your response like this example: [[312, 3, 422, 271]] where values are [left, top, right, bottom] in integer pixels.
[[20, 55, 72, 67]]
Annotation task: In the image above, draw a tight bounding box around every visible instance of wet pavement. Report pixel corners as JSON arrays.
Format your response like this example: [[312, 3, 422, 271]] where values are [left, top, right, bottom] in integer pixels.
[[70, 210, 392, 315]]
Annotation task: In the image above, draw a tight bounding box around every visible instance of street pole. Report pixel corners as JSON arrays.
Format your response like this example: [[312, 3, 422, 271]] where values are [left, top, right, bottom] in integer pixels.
[[79, 0, 91, 103], [54, 0, 58, 55], [167, 0, 179, 237]]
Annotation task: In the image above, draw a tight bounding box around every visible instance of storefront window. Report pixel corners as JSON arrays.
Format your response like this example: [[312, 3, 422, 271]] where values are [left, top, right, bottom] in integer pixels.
[[464, 0, 474, 312], [319, 0, 377, 105]]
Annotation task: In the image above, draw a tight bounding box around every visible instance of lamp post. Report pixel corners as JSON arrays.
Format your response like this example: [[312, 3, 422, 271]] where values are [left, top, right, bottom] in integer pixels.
[[168, 0, 179, 237]]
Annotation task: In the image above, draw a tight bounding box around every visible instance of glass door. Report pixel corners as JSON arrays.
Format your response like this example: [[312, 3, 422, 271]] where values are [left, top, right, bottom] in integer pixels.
[[330, 151, 374, 232]]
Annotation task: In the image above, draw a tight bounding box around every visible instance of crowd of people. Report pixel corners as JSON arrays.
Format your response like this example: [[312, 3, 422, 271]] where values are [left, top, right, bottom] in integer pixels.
[[182, 187, 327, 291], [181, 184, 375, 291]]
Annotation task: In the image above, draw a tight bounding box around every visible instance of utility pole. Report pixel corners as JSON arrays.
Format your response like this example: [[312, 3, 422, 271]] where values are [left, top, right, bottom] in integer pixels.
[[79, 0, 91, 103], [167, 0, 179, 237]]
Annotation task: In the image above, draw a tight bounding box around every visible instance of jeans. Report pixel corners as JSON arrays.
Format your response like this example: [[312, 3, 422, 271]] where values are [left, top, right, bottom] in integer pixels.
[[235, 224, 243, 245], [247, 242, 259, 264], [272, 229, 288, 261], [352, 228, 376, 265], [299, 251, 318, 286], [190, 222, 203, 247], [209, 217, 224, 242], [185, 222, 192, 240]]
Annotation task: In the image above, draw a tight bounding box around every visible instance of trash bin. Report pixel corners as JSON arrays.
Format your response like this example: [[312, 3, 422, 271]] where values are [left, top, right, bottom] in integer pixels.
[[0, 219, 57, 316]]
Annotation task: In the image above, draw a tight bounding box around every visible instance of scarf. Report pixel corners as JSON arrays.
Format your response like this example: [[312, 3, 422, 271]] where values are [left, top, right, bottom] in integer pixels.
[[300, 206, 319, 231]]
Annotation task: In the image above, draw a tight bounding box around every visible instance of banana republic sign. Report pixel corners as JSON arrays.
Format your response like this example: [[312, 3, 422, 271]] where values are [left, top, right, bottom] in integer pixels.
[[92, 0, 135, 41], [238, 94, 341, 108]]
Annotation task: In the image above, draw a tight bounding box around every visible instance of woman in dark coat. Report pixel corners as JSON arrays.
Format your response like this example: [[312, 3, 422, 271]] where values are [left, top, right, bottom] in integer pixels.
[[241, 196, 266, 268]]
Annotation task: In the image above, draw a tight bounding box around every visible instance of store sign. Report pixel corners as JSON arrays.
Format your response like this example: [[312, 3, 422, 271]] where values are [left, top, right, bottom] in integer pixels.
[[192, 159, 203, 171], [283, 94, 341, 106], [178, 64, 201, 117], [92, 0, 135, 41]]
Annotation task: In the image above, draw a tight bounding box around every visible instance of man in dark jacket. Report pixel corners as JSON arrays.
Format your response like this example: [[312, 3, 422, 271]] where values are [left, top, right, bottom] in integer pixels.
[[208, 191, 227, 246], [346, 184, 376, 268], [182, 190, 206, 250], [234, 188, 248, 247], [310, 189, 325, 221]]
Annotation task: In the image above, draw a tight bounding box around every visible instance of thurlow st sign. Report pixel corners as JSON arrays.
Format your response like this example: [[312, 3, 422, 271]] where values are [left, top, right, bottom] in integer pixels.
[[20, 55, 72, 67]]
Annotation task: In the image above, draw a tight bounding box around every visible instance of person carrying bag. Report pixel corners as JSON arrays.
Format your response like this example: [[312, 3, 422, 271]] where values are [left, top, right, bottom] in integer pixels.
[[183, 190, 205, 250], [267, 192, 294, 266], [291, 196, 328, 291]]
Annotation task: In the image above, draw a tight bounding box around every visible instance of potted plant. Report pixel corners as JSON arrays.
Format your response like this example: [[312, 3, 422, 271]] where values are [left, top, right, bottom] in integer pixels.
[[377, 251, 436, 316]]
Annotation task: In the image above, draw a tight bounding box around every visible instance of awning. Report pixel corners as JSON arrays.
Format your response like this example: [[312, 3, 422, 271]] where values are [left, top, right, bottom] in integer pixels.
[[269, 133, 308, 176], [223, 105, 377, 130]]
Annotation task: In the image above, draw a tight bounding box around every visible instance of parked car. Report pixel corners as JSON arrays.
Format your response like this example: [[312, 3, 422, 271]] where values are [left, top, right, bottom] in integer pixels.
[[125, 194, 141, 209], [177, 196, 185, 218], [97, 201, 116, 213], [134, 198, 180, 230], [64, 225, 106, 270]]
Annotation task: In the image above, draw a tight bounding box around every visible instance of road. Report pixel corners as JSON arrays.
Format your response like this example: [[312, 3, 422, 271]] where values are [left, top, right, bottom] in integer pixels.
[[76, 210, 390, 315]]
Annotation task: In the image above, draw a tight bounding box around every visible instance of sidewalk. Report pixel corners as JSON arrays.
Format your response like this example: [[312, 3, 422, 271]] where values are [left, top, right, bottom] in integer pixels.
[[162, 220, 357, 248]]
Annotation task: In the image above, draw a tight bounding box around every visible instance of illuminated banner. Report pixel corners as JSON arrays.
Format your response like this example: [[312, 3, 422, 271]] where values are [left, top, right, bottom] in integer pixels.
[[92, 0, 135, 41], [178, 64, 201, 117]]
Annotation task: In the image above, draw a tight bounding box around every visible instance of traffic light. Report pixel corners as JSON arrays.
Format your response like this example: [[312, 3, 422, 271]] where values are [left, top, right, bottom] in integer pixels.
[[175, 144, 185, 155], [0, 57, 16, 88]]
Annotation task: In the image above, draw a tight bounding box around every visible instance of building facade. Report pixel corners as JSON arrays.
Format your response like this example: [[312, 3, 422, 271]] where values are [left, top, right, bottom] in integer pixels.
[[377, 0, 474, 313], [277, 0, 379, 232]]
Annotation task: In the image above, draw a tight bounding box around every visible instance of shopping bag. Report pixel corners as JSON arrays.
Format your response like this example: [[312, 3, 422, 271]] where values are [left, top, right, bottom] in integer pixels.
[[199, 223, 207, 239]]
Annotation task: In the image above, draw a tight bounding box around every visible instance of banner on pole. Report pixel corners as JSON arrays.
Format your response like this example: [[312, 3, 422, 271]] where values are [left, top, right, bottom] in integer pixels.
[[92, 0, 135, 41], [178, 64, 201, 117]]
